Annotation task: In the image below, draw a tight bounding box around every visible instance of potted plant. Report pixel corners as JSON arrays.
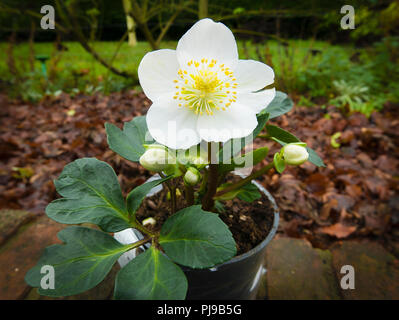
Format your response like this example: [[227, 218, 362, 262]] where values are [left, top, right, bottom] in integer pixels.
[[25, 18, 324, 300]]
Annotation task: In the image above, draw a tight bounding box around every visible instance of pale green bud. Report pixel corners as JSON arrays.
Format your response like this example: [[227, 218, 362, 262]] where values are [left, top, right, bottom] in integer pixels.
[[183, 167, 201, 186], [176, 146, 208, 169], [142, 217, 156, 227], [283, 144, 309, 165], [139, 147, 175, 172]]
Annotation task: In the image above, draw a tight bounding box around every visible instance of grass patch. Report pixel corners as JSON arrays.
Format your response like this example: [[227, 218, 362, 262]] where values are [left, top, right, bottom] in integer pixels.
[[1, 38, 397, 118], [0, 39, 352, 86]]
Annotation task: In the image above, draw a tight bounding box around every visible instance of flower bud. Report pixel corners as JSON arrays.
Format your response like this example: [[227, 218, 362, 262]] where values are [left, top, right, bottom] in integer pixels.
[[166, 188, 182, 200], [177, 146, 208, 169], [142, 217, 156, 227], [183, 167, 201, 186], [139, 146, 175, 172], [283, 144, 309, 165]]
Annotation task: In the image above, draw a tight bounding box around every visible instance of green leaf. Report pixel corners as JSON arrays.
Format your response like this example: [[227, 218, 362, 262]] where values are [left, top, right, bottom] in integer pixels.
[[214, 200, 226, 213], [159, 205, 236, 268], [126, 176, 172, 217], [213, 186, 241, 201], [46, 158, 130, 232], [114, 247, 187, 300], [261, 91, 293, 119], [237, 183, 261, 202], [266, 125, 326, 167], [273, 152, 286, 173], [25, 226, 131, 297], [105, 116, 154, 162], [266, 124, 300, 143], [214, 182, 261, 202], [219, 113, 269, 163], [219, 147, 269, 173], [306, 147, 326, 167]]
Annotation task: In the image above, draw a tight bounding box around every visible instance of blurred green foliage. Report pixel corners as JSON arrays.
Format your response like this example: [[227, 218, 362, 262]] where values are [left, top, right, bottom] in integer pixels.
[[0, 0, 398, 117]]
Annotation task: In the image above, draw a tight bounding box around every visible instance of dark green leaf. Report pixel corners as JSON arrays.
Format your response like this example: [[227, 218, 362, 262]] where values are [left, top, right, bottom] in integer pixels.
[[159, 205, 236, 268], [105, 116, 154, 162], [236, 183, 261, 202], [25, 226, 131, 297], [46, 158, 130, 232], [261, 91, 293, 119], [219, 113, 269, 163], [307, 147, 326, 167], [126, 176, 173, 217], [266, 125, 300, 143], [219, 147, 269, 173], [114, 247, 187, 300], [214, 200, 225, 213], [214, 182, 260, 202]]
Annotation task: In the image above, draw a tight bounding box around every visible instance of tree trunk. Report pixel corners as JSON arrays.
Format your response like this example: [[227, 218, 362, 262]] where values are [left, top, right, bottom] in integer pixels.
[[130, 0, 159, 50], [122, 0, 137, 47], [198, 0, 208, 19]]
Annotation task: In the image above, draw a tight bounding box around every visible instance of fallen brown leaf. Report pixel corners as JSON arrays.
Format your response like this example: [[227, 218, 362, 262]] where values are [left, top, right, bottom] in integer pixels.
[[319, 223, 357, 239]]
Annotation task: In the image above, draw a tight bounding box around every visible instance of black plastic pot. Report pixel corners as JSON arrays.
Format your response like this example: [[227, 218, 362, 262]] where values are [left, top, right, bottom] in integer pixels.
[[183, 180, 279, 300], [114, 178, 279, 300]]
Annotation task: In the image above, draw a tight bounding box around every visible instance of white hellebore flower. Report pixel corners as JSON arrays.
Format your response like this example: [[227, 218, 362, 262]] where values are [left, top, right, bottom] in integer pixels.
[[283, 144, 309, 165], [139, 18, 275, 149]]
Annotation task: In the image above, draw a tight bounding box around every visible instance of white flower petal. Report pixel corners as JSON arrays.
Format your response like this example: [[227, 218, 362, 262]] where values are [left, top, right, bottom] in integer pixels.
[[138, 49, 179, 101], [146, 98, 201, 150], [234, 59, 275, 93], [176, 18, 238, 69], [196, 103, 258, 143], [236, 88, 276, 114]]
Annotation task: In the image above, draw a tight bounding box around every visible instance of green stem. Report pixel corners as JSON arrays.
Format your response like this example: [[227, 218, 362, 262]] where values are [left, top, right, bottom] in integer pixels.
[[159, 172, 176, 214], [127, 237, 151, 250], [132, 219, 157, 237], [215, 162, 274, 197]]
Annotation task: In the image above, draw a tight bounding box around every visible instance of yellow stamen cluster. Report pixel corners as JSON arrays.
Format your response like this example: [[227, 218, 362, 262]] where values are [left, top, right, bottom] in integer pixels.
[[173, 58, 238, 116]]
